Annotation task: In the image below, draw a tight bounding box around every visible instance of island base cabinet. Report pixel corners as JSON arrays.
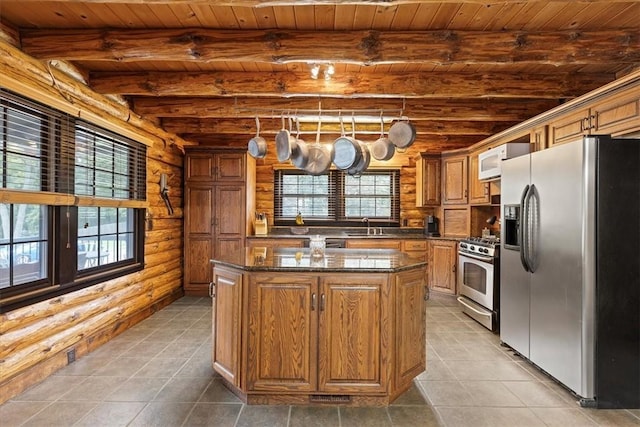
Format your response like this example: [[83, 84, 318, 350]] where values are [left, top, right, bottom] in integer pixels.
[[394, 269, 427, 390], [245, 274, 388, 394], [211, 266, 427, 406], [318, 275, 388, 394], [246, 274, 318, 393], [212, 266, 242, 387]]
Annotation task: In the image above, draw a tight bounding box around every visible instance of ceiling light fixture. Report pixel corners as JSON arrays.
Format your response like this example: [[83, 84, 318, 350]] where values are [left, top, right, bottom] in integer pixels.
[[309, 63, 334, 80]]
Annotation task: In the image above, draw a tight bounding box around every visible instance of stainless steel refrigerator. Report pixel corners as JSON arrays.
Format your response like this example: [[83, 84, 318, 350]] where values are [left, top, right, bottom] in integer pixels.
[[500, 135, 639, 409]]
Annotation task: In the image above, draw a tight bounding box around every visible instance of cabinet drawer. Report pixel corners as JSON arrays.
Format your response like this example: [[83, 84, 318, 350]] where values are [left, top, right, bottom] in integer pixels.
[[403, 240, 427, 251]]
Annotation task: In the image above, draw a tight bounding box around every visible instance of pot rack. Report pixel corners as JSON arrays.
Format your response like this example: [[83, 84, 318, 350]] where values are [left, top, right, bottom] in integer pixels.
[[233, 99, 409, 130]]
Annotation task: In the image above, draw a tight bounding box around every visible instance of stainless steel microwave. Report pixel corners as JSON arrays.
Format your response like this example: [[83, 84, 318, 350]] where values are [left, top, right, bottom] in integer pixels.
[[478, 143, 530, 181]]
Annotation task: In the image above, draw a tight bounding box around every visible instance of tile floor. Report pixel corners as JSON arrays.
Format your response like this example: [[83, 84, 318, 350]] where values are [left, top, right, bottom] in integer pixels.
[[1, 293, 638, 426]]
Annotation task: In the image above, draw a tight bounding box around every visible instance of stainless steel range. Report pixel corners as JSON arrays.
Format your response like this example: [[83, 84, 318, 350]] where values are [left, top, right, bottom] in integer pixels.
[[457, 237, 499, 332]]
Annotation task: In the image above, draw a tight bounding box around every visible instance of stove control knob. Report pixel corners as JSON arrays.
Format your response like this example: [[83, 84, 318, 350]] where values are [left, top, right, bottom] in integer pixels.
[[470, 245, 475, 251], [460, 243, 467, 249], [481, 248, 488, 254]]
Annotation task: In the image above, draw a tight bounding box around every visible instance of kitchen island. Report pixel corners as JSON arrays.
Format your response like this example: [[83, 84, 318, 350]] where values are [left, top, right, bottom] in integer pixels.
[[209, 247, 427, 406]]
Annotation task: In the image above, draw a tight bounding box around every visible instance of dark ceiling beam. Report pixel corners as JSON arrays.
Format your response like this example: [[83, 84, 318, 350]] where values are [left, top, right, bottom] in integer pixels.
[[131, 97, 561, 122], [90, 70, 612, 99], [21, 28, 640, 67], [160, 117, 515, 136]]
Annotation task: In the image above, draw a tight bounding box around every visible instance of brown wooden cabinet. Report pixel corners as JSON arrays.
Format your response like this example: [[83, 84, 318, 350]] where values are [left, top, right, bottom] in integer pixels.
[[394, 268, 427, 389], [184, 149, 255, 295], [246, 273, 388, 394], [468, 152, 490, 205], [549, 88, 640, 146], [530, 125, 547, 152], [211, 266, 242, 387], [428, 240, 458, 295], [415, 153, 441, 207], [442, 154, 468, 205], [402, 239, 427, 261]]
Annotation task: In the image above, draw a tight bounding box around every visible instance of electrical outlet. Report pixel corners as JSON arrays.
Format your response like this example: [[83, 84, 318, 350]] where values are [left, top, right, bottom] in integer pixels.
[[66, 348, 76, 364]]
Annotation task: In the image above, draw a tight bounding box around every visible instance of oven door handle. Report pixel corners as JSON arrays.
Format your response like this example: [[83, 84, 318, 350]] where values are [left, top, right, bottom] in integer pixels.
[[458, 252, 494, 263], [457, 297, 491, 317]]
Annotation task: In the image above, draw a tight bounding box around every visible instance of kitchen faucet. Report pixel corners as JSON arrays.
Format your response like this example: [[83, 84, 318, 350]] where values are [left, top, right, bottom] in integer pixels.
[[362, 217, 370, 235]]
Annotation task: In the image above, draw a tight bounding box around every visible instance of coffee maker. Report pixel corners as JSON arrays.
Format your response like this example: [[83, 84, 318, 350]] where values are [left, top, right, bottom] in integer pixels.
[[425, 215, 440, 237]]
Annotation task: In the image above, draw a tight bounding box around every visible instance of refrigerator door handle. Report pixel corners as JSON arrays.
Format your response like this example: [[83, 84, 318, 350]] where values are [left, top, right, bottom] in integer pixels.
[[527, 184, 539, 273], [519, 184, 531, 272]]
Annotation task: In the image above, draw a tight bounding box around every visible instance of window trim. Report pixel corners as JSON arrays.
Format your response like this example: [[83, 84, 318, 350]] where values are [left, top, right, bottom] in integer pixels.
[[0, 89, 147, 313], [274, 168, 401, 227]]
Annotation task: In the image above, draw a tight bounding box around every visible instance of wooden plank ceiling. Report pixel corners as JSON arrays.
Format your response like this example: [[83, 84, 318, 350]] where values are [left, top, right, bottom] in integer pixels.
[[2, 0, 639, 151]]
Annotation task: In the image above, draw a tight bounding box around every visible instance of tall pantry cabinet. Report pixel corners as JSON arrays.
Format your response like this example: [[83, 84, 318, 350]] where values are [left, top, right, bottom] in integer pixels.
[[184, 149, 256, 296]]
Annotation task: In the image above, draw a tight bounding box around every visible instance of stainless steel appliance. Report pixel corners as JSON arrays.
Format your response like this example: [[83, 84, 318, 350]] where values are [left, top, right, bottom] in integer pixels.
[[478, 142, 530, 181], [457, 237, 499, 332], [500, 135, 639, 409]]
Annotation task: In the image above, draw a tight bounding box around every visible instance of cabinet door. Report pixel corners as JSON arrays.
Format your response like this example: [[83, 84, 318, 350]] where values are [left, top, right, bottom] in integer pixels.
[[428, 240, 458, 295], [530, 126, 547, 152], [247, 274, 318, 392], [185, 153, 215, 182], [318, 275, 388, 393], [394, 268, 427, 390], [549, 108, 590, 147], [214, 185, 246, 256], [184, 186, 214, 294], [468, 154, 490, 205], [592, 89, 640, 136], [442, 155, 468, 205], [416, 154, 441, 206], [216, 153, 246, 181], [212, 267, 242, 386]]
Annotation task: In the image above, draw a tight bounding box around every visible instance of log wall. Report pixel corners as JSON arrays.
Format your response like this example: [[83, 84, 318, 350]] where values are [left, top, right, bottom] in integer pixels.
[[0, 42, 186, 404], [253, 139, 445, 229]]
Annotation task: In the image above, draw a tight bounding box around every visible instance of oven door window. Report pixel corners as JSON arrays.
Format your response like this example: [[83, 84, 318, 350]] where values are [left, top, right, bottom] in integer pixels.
[[463, 262, 487, 294]]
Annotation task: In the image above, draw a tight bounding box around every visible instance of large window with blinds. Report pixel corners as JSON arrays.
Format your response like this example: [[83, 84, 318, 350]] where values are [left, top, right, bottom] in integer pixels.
[[0, 90, 146, 312], [274, 169, 400, 226]]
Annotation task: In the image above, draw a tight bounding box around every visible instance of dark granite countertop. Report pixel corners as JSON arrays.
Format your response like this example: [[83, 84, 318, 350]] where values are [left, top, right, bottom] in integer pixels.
[[211, 247, 427, 273]]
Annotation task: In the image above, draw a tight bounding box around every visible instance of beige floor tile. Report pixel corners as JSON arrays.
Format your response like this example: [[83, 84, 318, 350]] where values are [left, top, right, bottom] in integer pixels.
[[502, 381, 572, 408], [153, 376, 212, 402], [444, 360, 535, 381], [133, 357, 188, 378], [183, 403, 243, 427], [59, 376, 127, 401], [387, 405, 441, 427], [21, 401, 98, 427], [461, 381, 524, 407], [235, 405, 290, 427], [92, 356, 151, 377], [53, 355, 112, 376], [0, 401, 50, 426], [437, 407, 545, 427], [288, 405, 340, 427], [581, 408, 640, 427], [128, 401, 195, 427], [420, 380, 475, 407], [340, 406, 393, 427], [106, 377, 168, 402], [198, 378, 243, 403], [13, 375, 87, 401], [74, 401, 147, 427], [531, 408, 599, 426], [417, 359, 457, 381]]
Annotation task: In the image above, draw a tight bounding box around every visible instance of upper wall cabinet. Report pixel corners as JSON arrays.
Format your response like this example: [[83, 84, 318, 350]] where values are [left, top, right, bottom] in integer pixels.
[[442, 154, 468, 205], [549, 88, 640, 146], [186, 152, 247, 182], [468, 152, 490, 205], [415, 153, 441, 207]]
